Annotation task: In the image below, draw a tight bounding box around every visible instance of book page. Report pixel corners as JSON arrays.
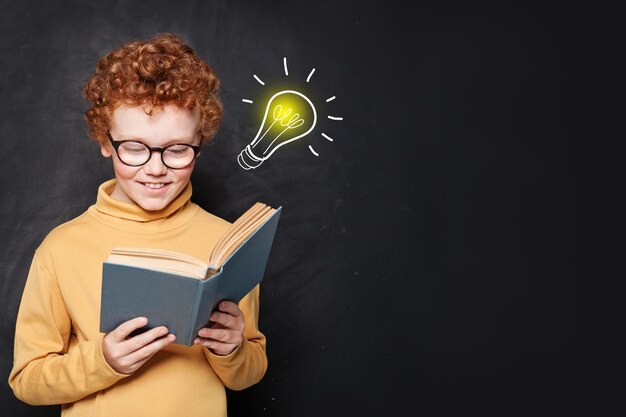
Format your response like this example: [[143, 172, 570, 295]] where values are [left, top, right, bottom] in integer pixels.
[[207, 203, 275, 273], [210, 203, 267, 260], [107, 247, 208, 279], [106, 202, 276, 281], [211, 207, 274, 267]]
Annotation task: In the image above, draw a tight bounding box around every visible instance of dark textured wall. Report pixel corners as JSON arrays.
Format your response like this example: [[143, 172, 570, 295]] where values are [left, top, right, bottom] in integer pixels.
[[0, 1, 577, 415]]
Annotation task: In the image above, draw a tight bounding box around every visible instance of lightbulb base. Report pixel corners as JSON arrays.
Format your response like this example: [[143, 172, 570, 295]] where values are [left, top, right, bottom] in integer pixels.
[[237, 146, 264, 170]]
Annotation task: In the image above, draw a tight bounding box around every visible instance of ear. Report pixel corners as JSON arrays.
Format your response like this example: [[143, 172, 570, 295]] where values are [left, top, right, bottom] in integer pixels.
[[100, 140, 112, 157]]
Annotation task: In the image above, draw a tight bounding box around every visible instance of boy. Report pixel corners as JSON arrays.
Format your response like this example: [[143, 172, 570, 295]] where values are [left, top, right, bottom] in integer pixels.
[[8, 33, 267, 417]]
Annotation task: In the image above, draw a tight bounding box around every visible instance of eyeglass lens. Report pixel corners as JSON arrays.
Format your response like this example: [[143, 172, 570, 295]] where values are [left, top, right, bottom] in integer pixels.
[[117, 142, 195, 169]]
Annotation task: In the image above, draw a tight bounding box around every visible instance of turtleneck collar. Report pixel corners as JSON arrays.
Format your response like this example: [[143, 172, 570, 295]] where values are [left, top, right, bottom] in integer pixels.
[[87, 179, 199, 233]]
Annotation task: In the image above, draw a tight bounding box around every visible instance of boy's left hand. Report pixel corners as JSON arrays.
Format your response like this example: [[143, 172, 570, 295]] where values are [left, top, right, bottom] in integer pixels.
[[194, 300, 245, 355]]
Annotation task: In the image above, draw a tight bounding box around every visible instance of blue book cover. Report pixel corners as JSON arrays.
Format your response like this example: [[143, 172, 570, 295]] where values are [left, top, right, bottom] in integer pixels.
[[99, 206, 281, 346]]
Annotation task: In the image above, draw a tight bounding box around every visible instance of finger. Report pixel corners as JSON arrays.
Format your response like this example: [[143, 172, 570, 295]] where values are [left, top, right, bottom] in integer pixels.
[[216, 300, 242, 317], [194, 338, 238, 355], [125, 333, 176, 368], [123, 326, 171, 354], [198, 327, 242, 344], [198, 327, 229, 342], [209, 311, 239, 329], [110, 317, 148, 342]]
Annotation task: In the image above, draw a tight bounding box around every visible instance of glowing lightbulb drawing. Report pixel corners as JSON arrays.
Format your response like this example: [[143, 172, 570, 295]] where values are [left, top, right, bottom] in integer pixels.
[[238, 57, 343, 170], [238, 90, 317, 170]]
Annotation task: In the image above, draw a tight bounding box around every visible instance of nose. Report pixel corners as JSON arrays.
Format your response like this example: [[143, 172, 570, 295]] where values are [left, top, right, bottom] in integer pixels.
[[143, 150, 168, 175]]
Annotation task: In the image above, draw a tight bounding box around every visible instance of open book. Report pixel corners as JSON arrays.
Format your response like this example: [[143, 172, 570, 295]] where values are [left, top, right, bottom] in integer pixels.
[[99, 202, 281, 346]]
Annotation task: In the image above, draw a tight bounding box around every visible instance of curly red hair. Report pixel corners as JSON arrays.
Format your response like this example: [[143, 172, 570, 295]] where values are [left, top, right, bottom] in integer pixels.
[[84, 33, 223, 144]]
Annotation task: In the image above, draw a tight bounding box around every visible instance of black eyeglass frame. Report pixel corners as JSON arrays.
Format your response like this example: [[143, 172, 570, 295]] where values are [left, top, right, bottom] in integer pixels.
[[106, 131, 201, 169]]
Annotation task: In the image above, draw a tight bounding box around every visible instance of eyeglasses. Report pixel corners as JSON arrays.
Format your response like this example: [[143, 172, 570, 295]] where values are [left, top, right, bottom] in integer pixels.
[[107, 131, 201, 169]]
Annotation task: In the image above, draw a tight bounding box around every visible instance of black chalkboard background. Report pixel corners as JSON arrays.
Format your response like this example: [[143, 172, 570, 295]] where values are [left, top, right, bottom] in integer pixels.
[[0, 0, 578, 416]]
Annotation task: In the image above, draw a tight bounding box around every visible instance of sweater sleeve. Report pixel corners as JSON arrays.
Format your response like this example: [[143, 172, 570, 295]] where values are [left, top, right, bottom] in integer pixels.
[[8, 251, 128, 405], [203, 284, 268, 391]]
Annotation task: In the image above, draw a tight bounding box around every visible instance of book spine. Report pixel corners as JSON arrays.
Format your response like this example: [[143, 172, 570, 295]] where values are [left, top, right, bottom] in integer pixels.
[[186, 279, 205, 346]]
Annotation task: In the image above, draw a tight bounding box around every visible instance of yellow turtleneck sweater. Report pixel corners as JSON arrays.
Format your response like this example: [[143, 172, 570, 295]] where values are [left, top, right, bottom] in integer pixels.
[[8, 179, 267, 417]]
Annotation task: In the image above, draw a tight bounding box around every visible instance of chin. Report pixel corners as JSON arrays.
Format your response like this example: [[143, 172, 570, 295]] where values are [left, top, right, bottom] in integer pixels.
[[137, 200, 171, 211]]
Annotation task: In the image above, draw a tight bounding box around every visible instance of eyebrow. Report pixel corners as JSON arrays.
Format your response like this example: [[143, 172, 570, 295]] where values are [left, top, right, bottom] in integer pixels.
[[115, 134, 199, 145]]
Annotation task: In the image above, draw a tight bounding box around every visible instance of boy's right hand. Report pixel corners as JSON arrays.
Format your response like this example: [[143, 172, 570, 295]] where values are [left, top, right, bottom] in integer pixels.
[[102, 317, 176, 375]]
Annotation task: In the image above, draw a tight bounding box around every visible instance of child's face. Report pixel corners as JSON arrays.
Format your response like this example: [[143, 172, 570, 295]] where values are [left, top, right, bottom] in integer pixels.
[[101, 104, 201, 211]]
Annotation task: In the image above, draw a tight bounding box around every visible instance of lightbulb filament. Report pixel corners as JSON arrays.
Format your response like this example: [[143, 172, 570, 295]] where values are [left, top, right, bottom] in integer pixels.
[[281, 113, 301, 127], [263, 112, 307, 155], [273, 105, 297, 122], [256, 104, 292, 146], [273, 105, 285, 120], [286, 115, 304, 128]]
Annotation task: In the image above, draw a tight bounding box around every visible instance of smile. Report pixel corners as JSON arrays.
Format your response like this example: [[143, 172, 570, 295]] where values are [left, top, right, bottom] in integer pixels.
[[142, 182, 167, 189]]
